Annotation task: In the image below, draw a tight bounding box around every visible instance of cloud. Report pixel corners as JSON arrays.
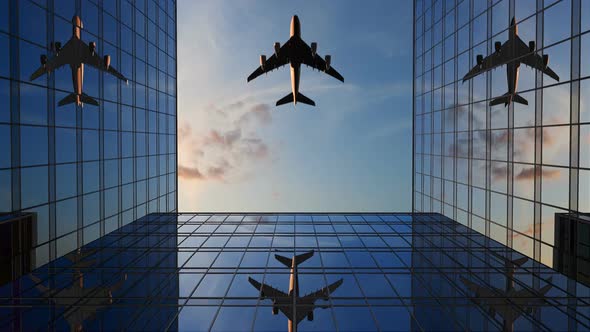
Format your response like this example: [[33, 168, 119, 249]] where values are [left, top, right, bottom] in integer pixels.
[[516, 167, 561, 181], [492, 165, 507, 181], [178, 101, 274, 182], [206, 159, 232, 180], [178, 165, 204, 179], [203, 128, 242, 149], [237, 103, 272, 126], [240, 138, 269, 159]]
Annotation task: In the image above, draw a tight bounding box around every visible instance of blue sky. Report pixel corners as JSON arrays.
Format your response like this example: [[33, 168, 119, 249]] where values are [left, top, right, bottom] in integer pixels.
[[177, 1, 413, 212]]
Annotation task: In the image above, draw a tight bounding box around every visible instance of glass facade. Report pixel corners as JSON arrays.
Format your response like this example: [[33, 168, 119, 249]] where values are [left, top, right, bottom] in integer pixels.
[[1, 213, 589, 331], [413, 0, 590, 270], [0, 0, 178, 268]]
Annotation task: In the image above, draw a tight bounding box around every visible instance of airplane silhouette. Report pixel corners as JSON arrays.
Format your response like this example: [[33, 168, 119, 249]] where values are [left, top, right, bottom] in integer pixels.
[[29, 15, 128, 107], [462, 17, 559, 107], [248, 250, 343, 332], [30, 272, 126, 332], [247, 15, 344, 107], [460, 256, 552, 332]]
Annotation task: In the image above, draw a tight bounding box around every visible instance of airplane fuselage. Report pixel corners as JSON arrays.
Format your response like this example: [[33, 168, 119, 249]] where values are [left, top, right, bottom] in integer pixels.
[[289, 16, 301, 105], [70, 16, 84, 106], [287, 255, 300, 332], [506, 20, 520, 104]]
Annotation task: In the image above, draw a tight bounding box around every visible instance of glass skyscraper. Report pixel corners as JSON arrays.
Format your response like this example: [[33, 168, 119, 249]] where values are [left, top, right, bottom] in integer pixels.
[[2, 213, 589, 331], [0, 0, 178, 268], [413, 0, 590, 271]]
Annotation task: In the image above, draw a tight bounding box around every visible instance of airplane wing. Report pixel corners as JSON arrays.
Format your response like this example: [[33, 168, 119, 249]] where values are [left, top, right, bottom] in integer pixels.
[[248, 277, 292, 319], [301, 278, 343, 303], [248, 277, 289, 300], [29, 40, 75, 81], [247, 42, 290, 82], [460, 276, 498, 299], [299, 41, 344, 82], [462, 41, 511, 82], [81, 41, 129, 83], [516, 37, 559, 81]]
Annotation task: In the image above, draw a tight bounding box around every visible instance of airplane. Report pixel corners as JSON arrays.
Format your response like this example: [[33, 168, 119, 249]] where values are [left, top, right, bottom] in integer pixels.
[[29, 15, 128, 107], [248, 250, 343, 332], [247, 15, 344, 107], [462, 17, 559, 107], [460, 257, 553, 332], [29, 273, 127, 332]]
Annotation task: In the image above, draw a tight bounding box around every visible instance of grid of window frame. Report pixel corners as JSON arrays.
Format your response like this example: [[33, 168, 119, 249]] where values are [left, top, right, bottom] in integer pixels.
[[1, 213, 589, 331], [0, 0, 178, 268], [413, 0, 590, 269]]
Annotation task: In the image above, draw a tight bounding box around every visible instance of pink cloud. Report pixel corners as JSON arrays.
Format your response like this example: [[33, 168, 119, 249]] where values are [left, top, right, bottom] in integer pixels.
[[516, 167, 561, 181], [178, 165, 204, 179]]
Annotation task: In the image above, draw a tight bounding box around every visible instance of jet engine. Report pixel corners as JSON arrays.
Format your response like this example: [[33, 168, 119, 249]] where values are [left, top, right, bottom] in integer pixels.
[[325, 55, 331, 71], [311, 42, 317, 57], [528, 41, 535, 52], [543, 54, 549, 68], [272, 306, 279, 315], [104, 55, 111, 70], [40, 54, 47, 66], [274, 42, 280, 57], [476, 54, 483, 66], [260, 55, 266, 70], [307, 312, 314, 321], [494, 41, 501, 53], [89, 42, 96, 56]]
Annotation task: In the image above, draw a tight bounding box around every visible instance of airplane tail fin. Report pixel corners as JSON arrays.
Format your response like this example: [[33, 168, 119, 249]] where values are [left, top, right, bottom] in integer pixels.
[[275, 250, 314, 268], [58, 93, 99, 107], [275, 92, 316, 106], [489, 92, 528, 107]]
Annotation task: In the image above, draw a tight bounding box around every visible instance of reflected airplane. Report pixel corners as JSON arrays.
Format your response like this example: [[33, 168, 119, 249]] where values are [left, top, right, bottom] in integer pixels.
[[247, 15, 344, 107], [248, 250, 343, 332], [460, 257, 552, 332], [462, 17, 559, 107], [30, 273, 126, 332], [30, 15, 128, 107]]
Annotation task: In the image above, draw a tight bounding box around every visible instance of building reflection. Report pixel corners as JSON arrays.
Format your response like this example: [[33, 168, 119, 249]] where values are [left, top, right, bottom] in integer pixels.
[[411, 214, 566, 332], [553, 213, 590, 287], [248, 250, 343, 332], [0, 215, 179, 331], [459, 257, 552, 332], [2, 213, 590, 331]]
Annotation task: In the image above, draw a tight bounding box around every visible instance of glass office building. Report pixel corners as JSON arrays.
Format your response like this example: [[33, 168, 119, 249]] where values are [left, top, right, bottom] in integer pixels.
[[0, 0, 178, 268], [1, 213, 589, 331], [413, 0, 590, 271]]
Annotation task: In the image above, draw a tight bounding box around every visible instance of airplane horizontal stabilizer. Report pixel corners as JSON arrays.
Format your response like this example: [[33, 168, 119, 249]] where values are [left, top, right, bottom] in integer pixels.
[[296, 92, 315, 106], [58, 93, 78, 106], [275, 250, 314, 268], [489, 92, 528, 107], [275, 92, 316, 106], [80, 93, 99, 106], [276, 93, 294, 106], [512, 93, 528, 105]]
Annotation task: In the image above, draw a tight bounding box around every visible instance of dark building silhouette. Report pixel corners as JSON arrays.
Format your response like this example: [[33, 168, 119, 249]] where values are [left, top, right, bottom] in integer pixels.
[[0, 212, 36, 284], [553, 213, 590, 287]]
